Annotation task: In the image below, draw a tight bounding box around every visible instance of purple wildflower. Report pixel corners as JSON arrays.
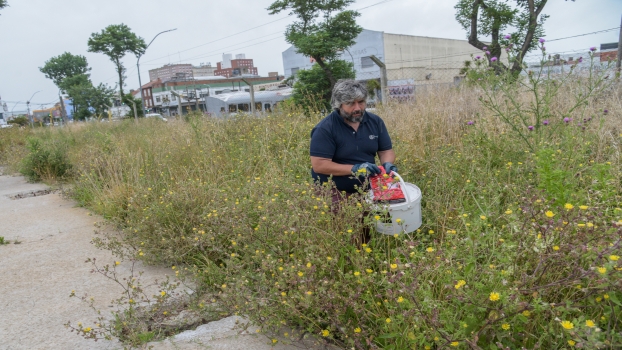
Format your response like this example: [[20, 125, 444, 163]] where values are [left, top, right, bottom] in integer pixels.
[[543, 120, 549, 125], [467, 121, 474, 125], [504, 34, 511, 40], [603, 109, 609, 114], [564, 117, 572, 123], [491, 57, 498, 62], [475, 56, 481, 60], [590, 47, 597, 52], [505, 47, 510, 52], [541, 46, 546, 51], [539, 38, 545, 43], [577, 57, 583, 63], [483, 46, 488, 50], [486, 51, 491, 55], [528, 125, 534, 131]]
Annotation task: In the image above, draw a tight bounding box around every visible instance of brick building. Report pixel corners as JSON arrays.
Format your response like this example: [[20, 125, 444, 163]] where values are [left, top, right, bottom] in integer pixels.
[[214, 53, 258, 78], [148, 64, 193, 82]]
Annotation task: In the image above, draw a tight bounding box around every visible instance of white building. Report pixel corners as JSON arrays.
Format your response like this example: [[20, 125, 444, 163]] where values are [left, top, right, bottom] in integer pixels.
[[282, 29, 486, 95]]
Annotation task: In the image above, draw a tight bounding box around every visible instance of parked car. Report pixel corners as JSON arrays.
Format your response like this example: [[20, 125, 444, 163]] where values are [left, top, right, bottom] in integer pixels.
[[145, 113, 167, 122]]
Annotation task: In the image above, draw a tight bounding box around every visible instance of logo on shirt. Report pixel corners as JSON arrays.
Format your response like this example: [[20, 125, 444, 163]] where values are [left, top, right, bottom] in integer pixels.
[[369, 135, 378, 140]]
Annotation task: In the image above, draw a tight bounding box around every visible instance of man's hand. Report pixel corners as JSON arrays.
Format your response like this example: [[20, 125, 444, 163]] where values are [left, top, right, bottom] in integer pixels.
[[352, 163, 381, 178], [382, 162, 398, 174]]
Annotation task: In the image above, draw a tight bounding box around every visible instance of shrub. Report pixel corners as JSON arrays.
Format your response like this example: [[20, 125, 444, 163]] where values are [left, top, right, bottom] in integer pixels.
[[20, 137, 72, 182]]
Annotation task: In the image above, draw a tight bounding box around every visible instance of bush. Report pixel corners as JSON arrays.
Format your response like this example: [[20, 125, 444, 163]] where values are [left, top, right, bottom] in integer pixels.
[[20, 137, 72, 182]]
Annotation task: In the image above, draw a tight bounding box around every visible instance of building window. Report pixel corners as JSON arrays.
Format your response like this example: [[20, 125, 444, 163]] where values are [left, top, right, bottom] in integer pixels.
[[156, 96, 161, 103], [264, 103, 271, 112], [255, 102, 262, 111], [291, 67, 299, 76], [229, 104, 237, 112], [237, 103, 249, 112], [361, 56, 374, 69]]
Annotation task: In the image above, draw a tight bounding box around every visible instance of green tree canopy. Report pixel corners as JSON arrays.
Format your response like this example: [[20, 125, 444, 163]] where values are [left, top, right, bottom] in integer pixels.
[[66, 80, 116, 120], [39, 52, 91, 92], [455, 0, 567, 73], [268, 0, 362, 89], [87, 24, 146, 99], [292, 60, 355, 113], [0, 0, 8, 12]]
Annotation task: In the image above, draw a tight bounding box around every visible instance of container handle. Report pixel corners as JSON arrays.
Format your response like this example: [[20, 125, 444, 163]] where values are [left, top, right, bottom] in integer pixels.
[[389, 171, 410, 203]]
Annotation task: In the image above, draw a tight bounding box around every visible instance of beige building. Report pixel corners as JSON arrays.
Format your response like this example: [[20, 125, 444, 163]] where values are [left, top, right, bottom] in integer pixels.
[[193, 63, 216, 77], [283, 29, 502, 99]]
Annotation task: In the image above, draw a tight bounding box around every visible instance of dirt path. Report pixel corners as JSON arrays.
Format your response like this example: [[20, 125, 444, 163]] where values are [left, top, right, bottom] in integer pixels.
[[0, 173, 329, 350]]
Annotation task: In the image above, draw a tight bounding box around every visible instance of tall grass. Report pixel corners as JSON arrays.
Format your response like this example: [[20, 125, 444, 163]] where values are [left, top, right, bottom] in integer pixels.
[[1, 76, 621, 348]]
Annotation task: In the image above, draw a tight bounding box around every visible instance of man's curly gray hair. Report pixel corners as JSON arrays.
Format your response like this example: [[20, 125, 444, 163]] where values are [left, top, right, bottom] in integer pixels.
[[330, 79, 368, 110]]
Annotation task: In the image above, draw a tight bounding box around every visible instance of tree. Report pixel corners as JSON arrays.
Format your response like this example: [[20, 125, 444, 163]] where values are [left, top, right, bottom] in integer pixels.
[[0, 0, 8, 14], [87, 24, 146, 100], [292, 60, 355, 112], [66, 81, 115, 120], [454, 0, 571, 74], [39, 52, 91, 92], [268, 0, 362, 89]]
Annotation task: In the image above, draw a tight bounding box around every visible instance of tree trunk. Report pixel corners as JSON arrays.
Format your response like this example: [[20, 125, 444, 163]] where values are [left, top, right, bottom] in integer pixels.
[[468, 0, 487, 50], [115, 58, 125, 99], [511, 0, 548, 74], [314, 56, 337, 90]]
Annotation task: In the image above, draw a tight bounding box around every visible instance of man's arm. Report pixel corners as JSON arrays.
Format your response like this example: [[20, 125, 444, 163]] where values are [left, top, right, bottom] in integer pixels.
[[377, 149, 395, 164], [311, 156, 354, 176]]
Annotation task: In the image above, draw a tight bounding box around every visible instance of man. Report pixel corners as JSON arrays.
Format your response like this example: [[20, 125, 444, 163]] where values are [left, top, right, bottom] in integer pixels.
[[310, 79, 398, 198]]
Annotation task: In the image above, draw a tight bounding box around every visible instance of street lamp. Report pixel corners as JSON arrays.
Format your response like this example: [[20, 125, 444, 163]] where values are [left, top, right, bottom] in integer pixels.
[[26, 91, 40, 127], [137, 28, 177, 116]]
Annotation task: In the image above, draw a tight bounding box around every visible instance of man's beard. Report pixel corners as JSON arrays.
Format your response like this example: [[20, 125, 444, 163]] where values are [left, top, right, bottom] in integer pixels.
[[339, 108, 365, 123]]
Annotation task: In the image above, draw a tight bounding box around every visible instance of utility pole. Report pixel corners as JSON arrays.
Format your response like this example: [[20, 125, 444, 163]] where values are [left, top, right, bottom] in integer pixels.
[[369, 55, 387, 104], [137, 28, 177, 117], [170, 90, 182, 117], [241, 78, 255, 115], [26, 91, 40, 128], [59, 93, 67, 126]]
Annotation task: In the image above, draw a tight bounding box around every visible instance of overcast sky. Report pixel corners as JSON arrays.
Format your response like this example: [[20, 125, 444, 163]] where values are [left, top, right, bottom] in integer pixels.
[[1, 0, 620, 111]]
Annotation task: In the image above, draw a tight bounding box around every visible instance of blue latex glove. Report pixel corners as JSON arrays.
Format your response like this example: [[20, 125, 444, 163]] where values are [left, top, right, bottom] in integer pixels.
[[351, 163, 381, 178], [382, 162, 398, 174]]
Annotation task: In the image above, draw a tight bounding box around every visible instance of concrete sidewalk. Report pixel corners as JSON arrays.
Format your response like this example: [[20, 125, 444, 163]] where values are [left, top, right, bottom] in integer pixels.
[[0, 173, 331, 350]]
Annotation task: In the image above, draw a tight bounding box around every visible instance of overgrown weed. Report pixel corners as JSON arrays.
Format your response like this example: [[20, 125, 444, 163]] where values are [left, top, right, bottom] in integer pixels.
[[1, 65, 621, 348]]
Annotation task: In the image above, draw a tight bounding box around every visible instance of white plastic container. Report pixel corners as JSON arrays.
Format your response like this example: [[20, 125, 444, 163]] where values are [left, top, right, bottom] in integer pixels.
[[369, 173, 422, 235]]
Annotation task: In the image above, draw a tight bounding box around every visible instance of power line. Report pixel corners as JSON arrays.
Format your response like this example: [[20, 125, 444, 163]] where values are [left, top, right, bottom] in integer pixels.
[[547, 27, 620, 42]]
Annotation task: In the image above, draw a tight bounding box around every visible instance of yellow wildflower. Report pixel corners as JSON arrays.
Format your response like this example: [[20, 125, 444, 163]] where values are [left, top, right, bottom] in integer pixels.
[[390, 263, 397, 269], [561, 320, 574, 330], [564, 203, 574, 210], [297, 271, 304, 277], [354, 327, 361, 333], [610, 255, 620, 261], [553, 245, 560, 251], [505, 209, 512, 214], [501, 323, 510, 330], [568, 340, 576, 347], [321, 329, 330, 337], [366, 269, 373, 273], [397, 296, 404, 303], [522, 310, 531, 317], [354, 271, 360, 276], [454, 280, 466, 289], [545, 211, 555, 218], [480, 215, 487, 220], [597, 267, 607, 274], [489, 292, 500, 301], [426, 247, 435, 252], [585, 320, 595, 328], [385, 318, 391, 323], [579, 205, 588, 210], [450, 341, 459, 347]]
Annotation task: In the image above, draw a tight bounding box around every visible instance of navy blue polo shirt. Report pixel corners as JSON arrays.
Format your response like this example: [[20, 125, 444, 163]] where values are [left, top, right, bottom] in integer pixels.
[[310, 110, 393, 193]]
